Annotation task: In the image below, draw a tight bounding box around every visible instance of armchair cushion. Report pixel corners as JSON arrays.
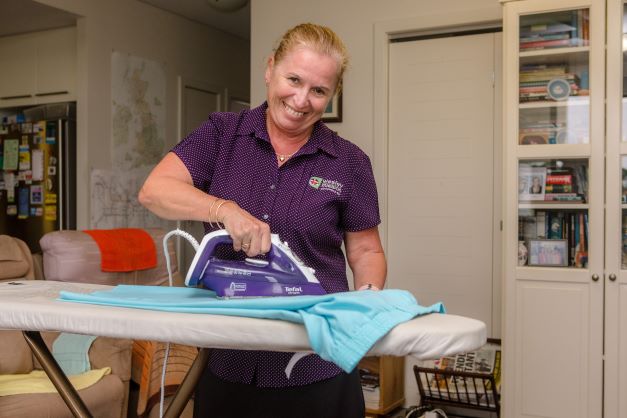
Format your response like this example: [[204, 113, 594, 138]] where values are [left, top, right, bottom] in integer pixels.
[[0, 331, 33, 374], [0, 236, 34, 280]]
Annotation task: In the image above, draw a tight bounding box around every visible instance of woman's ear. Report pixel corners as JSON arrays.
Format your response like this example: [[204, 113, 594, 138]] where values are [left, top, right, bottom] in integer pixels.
[[265, 56, 275, 85]]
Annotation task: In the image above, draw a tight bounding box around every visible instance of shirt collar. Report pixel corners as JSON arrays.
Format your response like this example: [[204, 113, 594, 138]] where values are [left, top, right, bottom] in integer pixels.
[[237, 102, 338, 158]]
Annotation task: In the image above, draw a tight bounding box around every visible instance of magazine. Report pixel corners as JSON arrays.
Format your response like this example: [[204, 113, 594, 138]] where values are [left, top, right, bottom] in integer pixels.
[[417, 341, 501, 406]]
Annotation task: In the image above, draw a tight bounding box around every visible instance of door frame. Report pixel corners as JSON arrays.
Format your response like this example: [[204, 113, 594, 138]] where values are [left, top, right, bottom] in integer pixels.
[[176, 76, 224, 272]]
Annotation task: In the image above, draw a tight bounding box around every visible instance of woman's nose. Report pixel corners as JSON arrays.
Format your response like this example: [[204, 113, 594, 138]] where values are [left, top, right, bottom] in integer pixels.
[[293, 88, 308, 107]]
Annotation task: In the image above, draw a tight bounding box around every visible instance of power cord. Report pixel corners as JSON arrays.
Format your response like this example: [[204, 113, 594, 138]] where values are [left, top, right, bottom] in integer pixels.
[[158, 228, 201, 418]]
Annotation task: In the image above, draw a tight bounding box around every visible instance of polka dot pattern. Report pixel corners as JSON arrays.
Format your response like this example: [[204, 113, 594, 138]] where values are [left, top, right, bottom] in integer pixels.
[[172, 102, 381, 388]]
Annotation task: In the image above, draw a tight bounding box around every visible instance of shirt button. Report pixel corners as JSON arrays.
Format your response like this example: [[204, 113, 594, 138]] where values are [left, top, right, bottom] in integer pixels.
[[262, 214, 269, 220], [270, 184, 276, 190]]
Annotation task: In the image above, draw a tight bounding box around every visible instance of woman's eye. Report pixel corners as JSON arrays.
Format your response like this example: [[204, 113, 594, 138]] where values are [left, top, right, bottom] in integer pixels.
[[313, 88, 326, 96], [288, 77, 299, 84]]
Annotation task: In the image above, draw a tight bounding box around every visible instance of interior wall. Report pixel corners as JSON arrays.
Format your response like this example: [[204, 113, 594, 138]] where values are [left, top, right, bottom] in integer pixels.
[[251, 0, 501, 158], [35, 0, 250, 228]]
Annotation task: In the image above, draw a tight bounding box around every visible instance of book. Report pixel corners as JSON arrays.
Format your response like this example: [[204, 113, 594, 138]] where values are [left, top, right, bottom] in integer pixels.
[[545, 184, 573, 193], [520, 38, 578, 50], [546, 174, 572, 185]]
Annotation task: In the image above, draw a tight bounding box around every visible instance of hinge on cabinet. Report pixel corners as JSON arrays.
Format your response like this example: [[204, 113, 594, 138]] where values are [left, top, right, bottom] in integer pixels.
[[500, 220, 503, 231]]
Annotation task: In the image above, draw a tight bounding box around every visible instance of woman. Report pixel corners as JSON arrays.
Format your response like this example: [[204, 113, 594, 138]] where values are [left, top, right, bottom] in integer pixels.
[[139, 23, 386, 418]]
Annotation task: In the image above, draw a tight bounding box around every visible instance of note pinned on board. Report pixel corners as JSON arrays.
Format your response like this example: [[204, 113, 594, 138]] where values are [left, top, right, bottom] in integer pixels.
[[32, 149, 44, 181], [2, 139, 18, 170]]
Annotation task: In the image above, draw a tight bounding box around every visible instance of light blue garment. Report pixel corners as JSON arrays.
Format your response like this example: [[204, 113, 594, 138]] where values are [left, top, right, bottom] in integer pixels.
[[59, 286, 445, 372], [52, 333, 97, 376]]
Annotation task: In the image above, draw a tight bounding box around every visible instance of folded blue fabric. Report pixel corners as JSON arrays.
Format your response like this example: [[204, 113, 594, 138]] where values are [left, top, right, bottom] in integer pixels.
[[59, 286, 445, 372], [52, 333, 97, 376]]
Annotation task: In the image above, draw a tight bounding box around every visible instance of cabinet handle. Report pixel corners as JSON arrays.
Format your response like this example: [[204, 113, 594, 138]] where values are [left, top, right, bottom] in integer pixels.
[[0, 94, 32, 100], [609, 274, 617, 282], [35, 91, 69, 97], [592, 274, 599, 282]]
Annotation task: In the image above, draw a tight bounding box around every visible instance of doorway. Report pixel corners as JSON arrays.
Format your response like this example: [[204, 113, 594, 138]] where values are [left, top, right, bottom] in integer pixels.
[[386, 30, 503, 405], [177, 77, 222, 277]]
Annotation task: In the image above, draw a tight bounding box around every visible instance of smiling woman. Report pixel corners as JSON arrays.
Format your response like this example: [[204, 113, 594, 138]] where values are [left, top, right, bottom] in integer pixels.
[[138, 22, 385, 418]]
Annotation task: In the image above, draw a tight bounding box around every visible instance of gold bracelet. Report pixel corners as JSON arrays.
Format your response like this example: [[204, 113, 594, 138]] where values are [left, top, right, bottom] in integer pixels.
[[215, 200, 235, 228], [208, 198, 222, 228]]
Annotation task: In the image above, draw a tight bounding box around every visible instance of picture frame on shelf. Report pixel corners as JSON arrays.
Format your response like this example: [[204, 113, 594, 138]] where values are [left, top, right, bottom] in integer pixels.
[[518, 166, 547, 201], [528, 239, 569, 267], [322, 93, 342, 123]]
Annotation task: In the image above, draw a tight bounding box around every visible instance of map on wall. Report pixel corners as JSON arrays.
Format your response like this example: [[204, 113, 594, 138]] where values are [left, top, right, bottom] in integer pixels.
[[90, 168, 170, 230], [111, 50, 166, 171], [92, 51, 168, 229]]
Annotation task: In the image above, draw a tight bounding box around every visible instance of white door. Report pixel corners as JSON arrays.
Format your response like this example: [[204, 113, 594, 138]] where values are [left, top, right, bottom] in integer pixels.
[[388, 32, 500, 329], [387, 32, 502, 406], [177, 79, 222, 277]]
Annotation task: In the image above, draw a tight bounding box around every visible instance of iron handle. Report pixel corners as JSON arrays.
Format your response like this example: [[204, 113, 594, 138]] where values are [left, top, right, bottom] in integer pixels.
[[592, 274, 599, 282], [609, 274, 617, 282]]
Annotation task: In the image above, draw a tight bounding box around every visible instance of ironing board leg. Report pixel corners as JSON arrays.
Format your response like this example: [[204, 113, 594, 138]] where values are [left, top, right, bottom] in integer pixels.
[[22, 331, 93, 418], [163, 347, 211, 418]]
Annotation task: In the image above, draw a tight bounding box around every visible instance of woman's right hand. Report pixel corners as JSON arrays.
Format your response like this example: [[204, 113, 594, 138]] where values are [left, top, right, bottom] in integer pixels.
[[217, 201, 271, 257]]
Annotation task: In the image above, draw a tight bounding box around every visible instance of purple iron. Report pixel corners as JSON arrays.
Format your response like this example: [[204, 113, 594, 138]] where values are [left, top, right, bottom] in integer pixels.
[[185, 230, 326, 298]]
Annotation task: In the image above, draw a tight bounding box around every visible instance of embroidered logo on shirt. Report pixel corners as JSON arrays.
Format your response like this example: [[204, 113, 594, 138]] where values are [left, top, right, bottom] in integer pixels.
[[309, 177, 322, 189], [308, 176, 343, 195]]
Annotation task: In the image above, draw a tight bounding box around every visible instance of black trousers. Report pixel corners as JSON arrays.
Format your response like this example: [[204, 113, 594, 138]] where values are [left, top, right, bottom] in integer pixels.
[[193, 367, 365, 418]]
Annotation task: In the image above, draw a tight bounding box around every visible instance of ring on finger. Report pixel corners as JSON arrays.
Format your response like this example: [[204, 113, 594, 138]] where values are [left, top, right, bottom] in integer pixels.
[[242, 242, 250, 249]]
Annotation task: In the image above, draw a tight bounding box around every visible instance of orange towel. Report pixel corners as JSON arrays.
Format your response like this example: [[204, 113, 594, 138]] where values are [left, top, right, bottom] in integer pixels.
[[83, 229, 157, 272]]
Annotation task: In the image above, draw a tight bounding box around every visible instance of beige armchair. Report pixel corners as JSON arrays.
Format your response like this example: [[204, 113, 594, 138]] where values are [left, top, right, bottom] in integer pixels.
[[0, 330, 132, 418]]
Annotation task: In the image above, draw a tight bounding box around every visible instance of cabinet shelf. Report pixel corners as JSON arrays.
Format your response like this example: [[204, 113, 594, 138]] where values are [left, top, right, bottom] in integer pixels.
[[519, 203, 588, 210], [520, 45, 590, 57], [519, 97, 589, 109]]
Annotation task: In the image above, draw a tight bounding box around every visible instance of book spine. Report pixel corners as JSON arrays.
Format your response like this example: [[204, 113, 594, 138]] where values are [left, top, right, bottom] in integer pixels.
[[545, 184, 574, 193], [520, 38, 575, 49], [546, 174, 573, 185]]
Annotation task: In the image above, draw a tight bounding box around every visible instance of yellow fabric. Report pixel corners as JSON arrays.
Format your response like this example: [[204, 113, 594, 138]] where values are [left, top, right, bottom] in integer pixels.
[[0, 367, 111, 396]]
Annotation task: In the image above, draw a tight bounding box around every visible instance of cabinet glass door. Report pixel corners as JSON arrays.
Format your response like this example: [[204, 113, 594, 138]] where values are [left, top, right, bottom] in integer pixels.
[[519, 10, 590, 146], [517, 8, 591, 269]]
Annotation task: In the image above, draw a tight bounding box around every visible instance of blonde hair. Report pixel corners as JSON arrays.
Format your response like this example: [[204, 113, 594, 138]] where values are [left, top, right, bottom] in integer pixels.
[[273, 23, 349, 93]]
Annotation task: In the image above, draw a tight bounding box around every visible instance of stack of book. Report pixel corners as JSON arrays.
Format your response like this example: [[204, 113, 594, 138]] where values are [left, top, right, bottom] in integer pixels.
[[519, 120, 567, 145], [544, 168, 583, 202], [519, 9, 589, 51], [519, 64, 581, 103], [359, 367, 380, 410]]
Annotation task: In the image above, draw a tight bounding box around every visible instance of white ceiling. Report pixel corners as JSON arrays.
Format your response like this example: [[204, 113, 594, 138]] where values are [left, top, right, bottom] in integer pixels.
[[0, 0, 78, 37], [0, 0, 250, 40]]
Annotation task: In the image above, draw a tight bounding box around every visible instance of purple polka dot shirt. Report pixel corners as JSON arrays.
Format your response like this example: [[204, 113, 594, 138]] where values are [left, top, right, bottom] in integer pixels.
[[172, 102, 381, 387]]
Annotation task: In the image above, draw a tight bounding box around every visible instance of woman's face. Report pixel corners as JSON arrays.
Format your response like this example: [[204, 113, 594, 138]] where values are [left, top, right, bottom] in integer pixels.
[[265, 46, 339, 137]]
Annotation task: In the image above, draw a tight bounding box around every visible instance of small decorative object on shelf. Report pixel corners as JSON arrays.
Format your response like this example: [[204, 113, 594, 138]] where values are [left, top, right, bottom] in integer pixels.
[[546, 78, 571, 101], [518, 241, 528, 266]]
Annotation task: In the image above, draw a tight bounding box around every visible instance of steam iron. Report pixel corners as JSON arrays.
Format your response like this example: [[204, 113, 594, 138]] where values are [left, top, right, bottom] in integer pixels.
[[185, 230, 326, 298]]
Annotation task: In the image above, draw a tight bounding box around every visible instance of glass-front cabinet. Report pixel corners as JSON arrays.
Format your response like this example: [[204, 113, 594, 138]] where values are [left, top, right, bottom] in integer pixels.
[[502, 0, 606, 417]]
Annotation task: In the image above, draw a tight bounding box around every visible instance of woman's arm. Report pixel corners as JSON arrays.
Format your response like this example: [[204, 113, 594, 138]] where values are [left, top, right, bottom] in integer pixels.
[[139, 152, 271, 255], [345, 226, 387, 291]]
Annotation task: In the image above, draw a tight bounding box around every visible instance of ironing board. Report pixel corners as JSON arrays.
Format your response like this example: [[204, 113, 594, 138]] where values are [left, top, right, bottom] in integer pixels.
[[0, 280, 487, 418]]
